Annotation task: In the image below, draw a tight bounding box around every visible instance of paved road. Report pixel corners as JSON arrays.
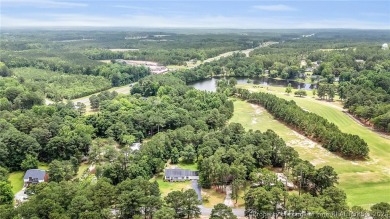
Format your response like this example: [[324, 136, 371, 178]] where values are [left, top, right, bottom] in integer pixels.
[[191, 180, 202, 201], [191, 41, 279, 69]]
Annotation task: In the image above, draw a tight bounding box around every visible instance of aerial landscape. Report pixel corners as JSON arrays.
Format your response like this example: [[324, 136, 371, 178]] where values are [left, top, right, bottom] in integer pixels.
[[0, 0, 389, 218]]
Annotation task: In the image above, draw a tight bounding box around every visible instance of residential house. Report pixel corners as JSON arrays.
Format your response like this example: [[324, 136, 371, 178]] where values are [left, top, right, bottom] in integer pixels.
[[23, 169, 48, 187], [164, 168, 199, 182]]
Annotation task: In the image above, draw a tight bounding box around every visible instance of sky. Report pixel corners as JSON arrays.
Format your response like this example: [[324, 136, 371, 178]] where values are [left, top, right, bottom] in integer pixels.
[[1, 0, 389, 29]]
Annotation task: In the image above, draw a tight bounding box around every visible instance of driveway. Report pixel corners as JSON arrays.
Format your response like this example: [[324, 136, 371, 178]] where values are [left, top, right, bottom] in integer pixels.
[[224, 185, 233, 207], [191, 180, 202, 201], [199, 205, 245, 217], [14, 188, 28, 203], [192, 181, 246, 217]]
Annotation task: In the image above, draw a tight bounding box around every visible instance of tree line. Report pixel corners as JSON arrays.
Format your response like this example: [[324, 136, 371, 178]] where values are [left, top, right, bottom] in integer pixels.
[[339, 70, 390, 132], [0, 175, 204, 219], [236, 88, 369, 159]]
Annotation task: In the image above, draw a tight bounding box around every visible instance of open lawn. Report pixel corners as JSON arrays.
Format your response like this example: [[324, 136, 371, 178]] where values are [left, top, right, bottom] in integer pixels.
[[76, 163, 90, 179], [232, 84, 390, 208], [38, 162, 49, 170], [202, 188, 226, 208], [8, 172, 24, 194], [151, 174, 192, 197], [177, 161, 198, 171]]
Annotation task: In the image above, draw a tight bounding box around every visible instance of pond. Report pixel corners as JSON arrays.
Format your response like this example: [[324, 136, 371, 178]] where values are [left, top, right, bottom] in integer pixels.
[[189, 76, 316, 92]]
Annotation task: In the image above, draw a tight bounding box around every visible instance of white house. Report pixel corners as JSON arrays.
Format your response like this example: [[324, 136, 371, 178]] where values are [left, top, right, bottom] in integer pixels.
[[23, 169, 48, 187]]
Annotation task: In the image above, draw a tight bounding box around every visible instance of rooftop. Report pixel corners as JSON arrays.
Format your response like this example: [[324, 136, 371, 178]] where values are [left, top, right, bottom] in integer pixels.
[[23, 169, 46, 180], [164, 168, 198, 178]]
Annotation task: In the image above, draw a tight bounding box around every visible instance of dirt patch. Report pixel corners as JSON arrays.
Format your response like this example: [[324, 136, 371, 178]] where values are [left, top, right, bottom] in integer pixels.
[[286, 130, 334, 166], [251, 118, 257, 124], [364, 158, 379, 166], [250, 104, 264, 114], [311, 158, 327, 166]]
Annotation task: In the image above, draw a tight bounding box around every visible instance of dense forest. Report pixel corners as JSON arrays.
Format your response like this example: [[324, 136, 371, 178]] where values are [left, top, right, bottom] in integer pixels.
[[13, 67, 112, 100], [1, 30, 390, 218], [170, 33, 390, 133], [1, 71, 386, 218], [0, 74, 44, 111], [0, 30, 268, 70]]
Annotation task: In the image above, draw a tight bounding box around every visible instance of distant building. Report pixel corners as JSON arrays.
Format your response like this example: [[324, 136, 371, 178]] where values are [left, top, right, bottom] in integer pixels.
[[23, 169, 48, 187], [130, 142, 141, 151], [355, 59, 365, 64], [164, 168, 199, 182], [382, 43, 389, 50]]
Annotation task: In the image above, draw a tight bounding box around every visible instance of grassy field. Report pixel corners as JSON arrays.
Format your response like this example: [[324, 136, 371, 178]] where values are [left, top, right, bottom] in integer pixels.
[[151, 174, 192, 197], [76, 163, 90, 179], [177, 161, 198, 171], [202, 188, 226, 208], [8, 172, 24, 194], [232, 84, 390, 208]]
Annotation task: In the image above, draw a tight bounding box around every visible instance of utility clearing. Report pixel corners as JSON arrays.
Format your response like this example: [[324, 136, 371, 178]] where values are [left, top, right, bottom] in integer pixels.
[[230, 86, 390, 208]]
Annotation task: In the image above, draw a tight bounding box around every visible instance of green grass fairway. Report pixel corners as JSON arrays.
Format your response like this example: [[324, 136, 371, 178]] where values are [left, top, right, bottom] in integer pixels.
[[231, 86, 390, 208], [8, 171, 24, 194]]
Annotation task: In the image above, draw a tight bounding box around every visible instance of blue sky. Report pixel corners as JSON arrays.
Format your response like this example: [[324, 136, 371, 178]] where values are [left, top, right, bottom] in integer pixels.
[[1, 0, 389, 28]]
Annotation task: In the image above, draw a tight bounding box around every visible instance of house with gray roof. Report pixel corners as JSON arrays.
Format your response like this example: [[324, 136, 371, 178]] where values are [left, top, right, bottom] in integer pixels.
[[23, 169, 48, 187], [164, 168, 199, 182]]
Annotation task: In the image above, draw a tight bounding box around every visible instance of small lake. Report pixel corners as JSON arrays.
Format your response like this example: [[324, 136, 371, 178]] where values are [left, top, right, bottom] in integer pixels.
[[189, 76, 316, 92]]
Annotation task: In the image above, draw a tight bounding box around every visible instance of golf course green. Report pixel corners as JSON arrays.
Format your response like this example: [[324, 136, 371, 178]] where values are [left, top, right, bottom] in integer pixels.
[[231, 84, 390, 208]]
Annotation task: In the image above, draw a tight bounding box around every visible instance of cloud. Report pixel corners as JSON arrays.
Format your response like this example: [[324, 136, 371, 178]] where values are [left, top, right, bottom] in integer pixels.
[[1, 0, 87, 8], [253, 4, 296, 11], [1, 13, 389, 29]]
